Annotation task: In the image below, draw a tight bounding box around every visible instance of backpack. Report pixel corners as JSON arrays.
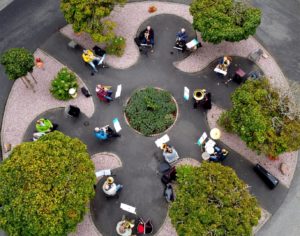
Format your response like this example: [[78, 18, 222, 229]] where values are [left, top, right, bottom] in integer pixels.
[[81, 87, 91, 97]]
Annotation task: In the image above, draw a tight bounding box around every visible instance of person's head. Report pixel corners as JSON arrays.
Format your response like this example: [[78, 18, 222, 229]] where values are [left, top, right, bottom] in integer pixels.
[[94, 127, 100, 132], [181, 28, 185, 33], [36, 119, 44, 125], [83, 49, 88, 55], [147, 26, 151, 31]]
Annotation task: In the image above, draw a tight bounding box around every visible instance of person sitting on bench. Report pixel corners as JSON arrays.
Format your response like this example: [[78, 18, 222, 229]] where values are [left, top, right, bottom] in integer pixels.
[[139, 26, 154, 47], [82, 49, 105, 72], [175, 28, 188, 51]]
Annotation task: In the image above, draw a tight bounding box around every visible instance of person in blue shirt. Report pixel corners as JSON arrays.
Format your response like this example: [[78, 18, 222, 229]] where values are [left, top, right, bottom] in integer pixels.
[[175, 28, 188, 52], [94, 127, 108, 140]]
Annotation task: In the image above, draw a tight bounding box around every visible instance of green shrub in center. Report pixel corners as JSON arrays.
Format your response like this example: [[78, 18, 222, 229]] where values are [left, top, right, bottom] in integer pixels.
[[125, 87, 177, 136]]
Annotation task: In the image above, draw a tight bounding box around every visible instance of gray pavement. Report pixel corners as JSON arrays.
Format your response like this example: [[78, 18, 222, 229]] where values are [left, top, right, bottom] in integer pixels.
[[0, 0, 300, 235], [0, 0, 13, 11]]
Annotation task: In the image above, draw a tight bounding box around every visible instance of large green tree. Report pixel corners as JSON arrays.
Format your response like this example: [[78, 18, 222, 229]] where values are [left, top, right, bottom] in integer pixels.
[[219, 78, 300, 157], [60, 0, 126, 43], [0, 131, 96, 236], [190, 0, 261, 44], [170, 163, 261, 236]]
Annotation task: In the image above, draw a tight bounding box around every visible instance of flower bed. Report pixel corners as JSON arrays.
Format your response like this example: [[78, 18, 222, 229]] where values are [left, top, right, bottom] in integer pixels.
[[125, 87, 177, 136]]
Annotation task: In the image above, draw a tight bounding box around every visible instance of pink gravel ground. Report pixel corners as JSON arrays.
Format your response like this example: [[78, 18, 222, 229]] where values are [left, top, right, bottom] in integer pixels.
[[71, 152, 122, 236], [1, 49, 94, 158], [175, 35, 288, 90], [207, 104, 297, 188], [60, 2, 192, 69], [3, 1, 292, 234]]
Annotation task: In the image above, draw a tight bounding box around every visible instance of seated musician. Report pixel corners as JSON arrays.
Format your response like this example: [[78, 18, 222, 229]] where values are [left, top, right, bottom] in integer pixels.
[[175, 28, 188, 51], [139, 25, 155, 46], [218, 56, 232, 71]]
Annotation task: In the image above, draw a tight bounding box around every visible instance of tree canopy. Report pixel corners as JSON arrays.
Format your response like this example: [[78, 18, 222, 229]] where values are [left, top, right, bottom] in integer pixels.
[[218, 78, 300, 157], [0, 131, 96, 236], [190, 0, 261, 44], [0, 48, 34, 80], [169, 163, 261, 236], [60, 0, 126, 43]]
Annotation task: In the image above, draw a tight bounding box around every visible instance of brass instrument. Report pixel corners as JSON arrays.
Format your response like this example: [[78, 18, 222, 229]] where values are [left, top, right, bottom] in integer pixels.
[[193, 89, 206, 101]]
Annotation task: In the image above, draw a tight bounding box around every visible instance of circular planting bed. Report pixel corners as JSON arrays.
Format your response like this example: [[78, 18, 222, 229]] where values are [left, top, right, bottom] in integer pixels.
[[125, 87, 177, 136]]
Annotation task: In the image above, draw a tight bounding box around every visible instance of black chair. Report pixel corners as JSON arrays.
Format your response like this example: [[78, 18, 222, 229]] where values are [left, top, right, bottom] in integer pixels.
[[65, 105, 80, 118], [254, 164, 279, 189]]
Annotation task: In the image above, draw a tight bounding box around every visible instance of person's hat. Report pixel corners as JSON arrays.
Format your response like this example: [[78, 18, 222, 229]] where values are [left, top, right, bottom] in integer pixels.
[[107, 177, 114, 184], [147, 26, 151, 30], [95, 127, 100, 132], [181, 28, 185, 33]]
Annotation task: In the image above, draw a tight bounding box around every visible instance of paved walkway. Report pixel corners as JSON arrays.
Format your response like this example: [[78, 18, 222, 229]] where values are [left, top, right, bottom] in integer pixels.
[[19, 14, 285, 235]]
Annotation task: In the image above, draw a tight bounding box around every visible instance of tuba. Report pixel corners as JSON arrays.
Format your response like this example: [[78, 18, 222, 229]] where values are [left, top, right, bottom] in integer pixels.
[[193, 89, 206, 101]]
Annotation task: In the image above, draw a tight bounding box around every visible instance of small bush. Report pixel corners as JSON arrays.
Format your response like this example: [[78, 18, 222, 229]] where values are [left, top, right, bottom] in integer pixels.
[[125, 87, 177, 136], [106, 36, 126, 57], [50, 68, 78, 101]]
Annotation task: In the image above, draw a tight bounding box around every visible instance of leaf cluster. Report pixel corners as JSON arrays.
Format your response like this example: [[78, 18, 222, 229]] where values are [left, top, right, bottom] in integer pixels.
[[125, 87, 177, 136], [105, 36, 126, 57], [60, 0, 126, 43], [190, 0, 261, 44], [50, 68, 78, 101], [0, 48, 34, 80], [218, 78, 300, 157], [0, 131, 96, 236], [169, 163, 261, 236]]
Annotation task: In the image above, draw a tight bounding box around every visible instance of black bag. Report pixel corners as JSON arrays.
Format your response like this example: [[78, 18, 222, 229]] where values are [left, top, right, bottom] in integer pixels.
[[68, 105, 80, 117], [93, 46, 106, 57], [81, 87, 91, 97], [134, 37, 141, 47]]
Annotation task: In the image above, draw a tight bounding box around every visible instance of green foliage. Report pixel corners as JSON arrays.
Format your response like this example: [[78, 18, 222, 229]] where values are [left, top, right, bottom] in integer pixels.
[[106, 36, 126, 57], [0, 48, 34, 80], [125, 87, 177, 136], [169, 163, 261, 236], [60, 0, 126, 44], [50, 68, 78, 101], [190, 0, 261, 44], [0, 131, 96, 236], [218, 78, 300, 157]]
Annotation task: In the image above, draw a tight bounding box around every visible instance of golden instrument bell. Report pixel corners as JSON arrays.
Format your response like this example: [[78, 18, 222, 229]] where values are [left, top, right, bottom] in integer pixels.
[[193, 89, 206, 101]]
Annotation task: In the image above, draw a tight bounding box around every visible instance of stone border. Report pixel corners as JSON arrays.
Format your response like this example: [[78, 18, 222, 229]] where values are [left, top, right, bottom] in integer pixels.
[[1, 49, 95, 158], [123, 87, 179, 137], [70, 152, 122, 236], [206, 104, 298, 188]]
